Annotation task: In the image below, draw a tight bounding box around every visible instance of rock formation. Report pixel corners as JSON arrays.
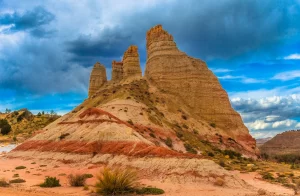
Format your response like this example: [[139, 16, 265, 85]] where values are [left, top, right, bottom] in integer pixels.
[[260, 131, 300, 155], [111, 61, 123, 82], [88, 62, 107, 97], [122, 45, 142, 80], [145, 25, 256, 154]]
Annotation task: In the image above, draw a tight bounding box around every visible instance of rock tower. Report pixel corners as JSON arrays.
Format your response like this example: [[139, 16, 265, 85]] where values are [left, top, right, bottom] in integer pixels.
[[122, 45, 142, 80], [111, 61, 123, 82], [145, 25, 256, 152], [88, 62, 107, 97]]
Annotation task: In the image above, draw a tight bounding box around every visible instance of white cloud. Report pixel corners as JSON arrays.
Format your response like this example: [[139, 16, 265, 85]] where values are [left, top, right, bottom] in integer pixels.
[[218, 75, 266, 84], [211, 68, 232, 73], [284, 53, 300, 60], [272, 70, 300, 81]]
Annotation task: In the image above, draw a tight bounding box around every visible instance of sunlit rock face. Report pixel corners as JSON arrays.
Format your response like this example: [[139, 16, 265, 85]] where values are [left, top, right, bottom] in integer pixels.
[[88, 62, 107, 97], [122, 45, 142, 80], [145, 25, 256, 155]]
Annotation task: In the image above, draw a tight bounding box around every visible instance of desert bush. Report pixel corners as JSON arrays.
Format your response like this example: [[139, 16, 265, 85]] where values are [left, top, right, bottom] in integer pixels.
[[0, 178, 9, 187], [40, 177, 61, 187], [149, 133, 156, 138], [214, 177, 225, 186], [274, 154, 300, 164], [59, 133, 70, 140], [0, 119, 11, 135], [68, 174, 87, 187], [127, 119, 134, 125], [13, 174, 19, 178], [82, 173, 93, 178], [261, 172, 274, 180], [136, 187, 165, 195], [193, 129, 198, 134], [219, 160, 226, 167], [95, 167, 137, 195], [164, 137, 173, 148], [184, 143, 197, 154], [9, 178, 26, 183], [15, 166, 26, 170], [210, 122, 216, 128], [207, 152, 215, 157], [223, 150, 241, 159]]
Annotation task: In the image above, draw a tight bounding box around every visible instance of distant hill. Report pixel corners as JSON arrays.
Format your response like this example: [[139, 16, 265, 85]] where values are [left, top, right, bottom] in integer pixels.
[[0, 109, 60, 142], [256, 137, 272, 147], [260, 130, 300, 155]]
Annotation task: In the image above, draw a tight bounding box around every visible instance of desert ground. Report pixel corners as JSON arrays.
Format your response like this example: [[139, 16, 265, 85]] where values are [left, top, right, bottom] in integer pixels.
[[0, 154, 294, 196]]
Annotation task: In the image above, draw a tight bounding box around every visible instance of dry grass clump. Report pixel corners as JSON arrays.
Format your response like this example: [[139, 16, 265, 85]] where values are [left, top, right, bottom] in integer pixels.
[[9, 178, 26, 183], [95, 167, 137, 195], [214, 177, 225, 186], [40, 177, 61, 187], [68, 174, 87, 187], [0, 178, 9, 187]]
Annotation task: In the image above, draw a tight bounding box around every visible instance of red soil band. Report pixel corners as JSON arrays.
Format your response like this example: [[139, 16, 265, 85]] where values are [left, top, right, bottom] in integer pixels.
[[13, 140, 199, 158]]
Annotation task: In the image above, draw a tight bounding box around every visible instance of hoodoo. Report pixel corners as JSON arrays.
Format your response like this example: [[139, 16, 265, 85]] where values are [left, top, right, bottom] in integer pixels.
[[111, 60, 123, 82], [145, 25, 256, 154], [88, 62, 107, 97], [122, 45, 142, 80]]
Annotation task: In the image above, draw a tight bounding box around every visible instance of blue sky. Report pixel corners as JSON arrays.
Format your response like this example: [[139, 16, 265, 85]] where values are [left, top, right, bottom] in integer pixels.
[[0, 0, 300, 138]]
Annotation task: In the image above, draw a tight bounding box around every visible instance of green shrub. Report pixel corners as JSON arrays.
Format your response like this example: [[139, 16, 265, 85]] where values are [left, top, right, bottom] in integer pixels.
[[184, 143, 197, 154], [0, 178, 9, 187], [40, 177, 61, 187], [193, 129, 198, 134], [223, 150, 241, 159], [210, 123, 216, 128], [15, 166, 26, 170], [208, 152, 215, 157], [0, 119, 11, 135], [68, 174, 87, 187], [149, 133, 156, 138], [13, 174, 19, 178], [262, 172, 274, 180], [165, 137, 173, 148], [127, 119, 134, 125], [95, 167, 137, 195], [219, 160, 226, 167], [9, 178, 26, 183], [136, 187, 165, 195]]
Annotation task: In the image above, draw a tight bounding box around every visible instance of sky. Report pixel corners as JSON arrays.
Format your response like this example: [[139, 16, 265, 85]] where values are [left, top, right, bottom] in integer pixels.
[[0, 0, 300, 138]]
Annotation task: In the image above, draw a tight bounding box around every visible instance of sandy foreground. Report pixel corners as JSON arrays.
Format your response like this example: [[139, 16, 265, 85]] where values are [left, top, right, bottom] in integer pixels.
[[0, 156, 294, 196]]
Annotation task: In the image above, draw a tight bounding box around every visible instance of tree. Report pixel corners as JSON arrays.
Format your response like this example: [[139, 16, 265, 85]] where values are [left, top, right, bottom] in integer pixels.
[[0, 119, 12, 135], [50, 110, 57, 117], [5, 108, 11, 114], [37, 112, 42, 116]]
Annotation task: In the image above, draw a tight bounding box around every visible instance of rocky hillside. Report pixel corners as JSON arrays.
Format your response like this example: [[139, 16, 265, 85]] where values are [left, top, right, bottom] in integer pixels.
[[0, 109, 60, 142], [256, 137, 272, 147], [8, 25, 258, 187], [260, 130, 300, 155]]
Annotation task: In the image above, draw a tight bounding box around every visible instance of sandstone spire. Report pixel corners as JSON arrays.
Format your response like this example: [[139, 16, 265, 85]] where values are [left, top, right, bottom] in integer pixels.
[[145, 25, 256, 153], [111, 61, 123, 82], [88, 62, 107, 97], [122, 45, 142, 80]]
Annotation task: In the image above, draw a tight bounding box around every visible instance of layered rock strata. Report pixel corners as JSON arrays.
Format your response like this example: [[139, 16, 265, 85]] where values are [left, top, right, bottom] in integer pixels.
[[88, 62, 107, 97], [145, 25, 256, 154], [260, 131, 300, 155], [122, 45, 142, 80], [111, 61, 123, 82]]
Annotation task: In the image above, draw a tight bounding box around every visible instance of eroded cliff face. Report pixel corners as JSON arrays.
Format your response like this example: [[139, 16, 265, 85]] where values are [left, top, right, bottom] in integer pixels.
[[111, 61, 123, 82], [88, 62, 107, 97], [123, 45, 142, 80], [145, 25, 256, 154]]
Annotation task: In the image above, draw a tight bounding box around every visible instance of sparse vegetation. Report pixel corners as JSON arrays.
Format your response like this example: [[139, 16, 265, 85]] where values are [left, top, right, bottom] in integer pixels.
[[184, 143, 197, 154], [164, 137, 173, 148], [210, 122, 216, 128], [9, 178, 26, 183], [0, 119, 11, 135], [68, 174, 87, 187], [15, 166, 26, 170], [40, 177, 61, 187], [127, 119, 134, 125], [82, 173, 93, 179], [136, 187, 165, 195], [59, 133, 70, 140], [149, 133, 156, 138], [95, 167, 137, 195], [0, 178, 9, 187]]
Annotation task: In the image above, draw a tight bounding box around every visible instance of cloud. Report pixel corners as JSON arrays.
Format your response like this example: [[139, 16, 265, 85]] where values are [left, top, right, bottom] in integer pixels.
[[272, 70, 300, 81], [218, 75, 266, 84], [211, 68, 232, 73], [0, 6, 55, 37], [284, 53, 300, 60]]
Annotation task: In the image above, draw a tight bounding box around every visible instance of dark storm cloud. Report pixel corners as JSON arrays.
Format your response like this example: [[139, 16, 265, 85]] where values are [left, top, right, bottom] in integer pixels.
[[0, 6, 55, 37]]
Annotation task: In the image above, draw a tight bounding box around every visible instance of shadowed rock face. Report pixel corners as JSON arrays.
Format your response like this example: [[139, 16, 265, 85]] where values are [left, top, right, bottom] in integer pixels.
[[123, 45, 142, 80], [88, 62, 107, 97], [111, 61, 123, 82], [260, 131, 300, 155], [145, 25, 256, 154]]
